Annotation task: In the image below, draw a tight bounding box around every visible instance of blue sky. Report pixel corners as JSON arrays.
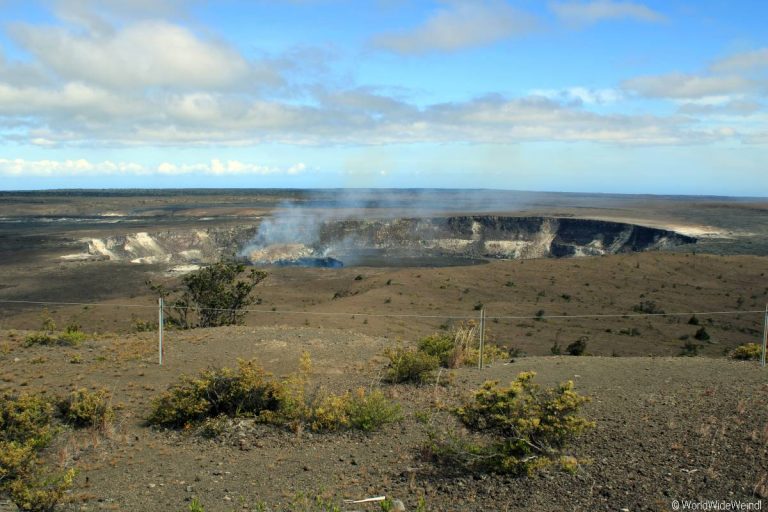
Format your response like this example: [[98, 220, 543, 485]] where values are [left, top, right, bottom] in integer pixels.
[[0, 0, 767, 195]]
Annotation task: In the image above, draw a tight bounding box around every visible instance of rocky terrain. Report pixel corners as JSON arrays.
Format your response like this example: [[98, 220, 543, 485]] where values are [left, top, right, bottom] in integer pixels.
[[0, 325, 766, 512], [0, 190, 766, 511]]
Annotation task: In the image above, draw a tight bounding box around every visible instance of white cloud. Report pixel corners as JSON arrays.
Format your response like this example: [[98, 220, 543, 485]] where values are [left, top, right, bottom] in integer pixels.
[[710, 48, 768, 73], [0, 158, 308, 177], [530, 87, 623, 104], [9, 20, 271, 90], [621, 72, 755, 99], [677, 100, 761, 117], [372, 1, 536, 54], [550, 1, 666, 26]]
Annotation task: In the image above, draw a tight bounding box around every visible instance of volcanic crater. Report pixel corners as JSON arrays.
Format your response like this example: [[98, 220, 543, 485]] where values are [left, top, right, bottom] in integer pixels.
[[73, 216, 696, 268]]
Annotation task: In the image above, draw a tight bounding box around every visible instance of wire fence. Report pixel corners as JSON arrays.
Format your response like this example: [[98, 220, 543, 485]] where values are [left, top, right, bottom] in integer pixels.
[[1, 297, 766, 367]]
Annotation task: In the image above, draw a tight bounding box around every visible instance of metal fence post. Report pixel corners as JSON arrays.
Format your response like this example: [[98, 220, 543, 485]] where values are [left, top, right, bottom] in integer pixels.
[[158, 297, 164, 366], [761, 304, 767, 368], [478, 308, 485, 370]]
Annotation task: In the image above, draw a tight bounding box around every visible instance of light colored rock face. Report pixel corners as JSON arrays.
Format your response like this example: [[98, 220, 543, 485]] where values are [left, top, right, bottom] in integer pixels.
[[247, 244, 313, 264], [72, 226, 259, 264], [68, 216, 695, 266]]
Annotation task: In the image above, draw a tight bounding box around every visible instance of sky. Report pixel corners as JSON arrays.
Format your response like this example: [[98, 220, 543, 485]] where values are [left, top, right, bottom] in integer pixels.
[[0, 0, 767, 195]]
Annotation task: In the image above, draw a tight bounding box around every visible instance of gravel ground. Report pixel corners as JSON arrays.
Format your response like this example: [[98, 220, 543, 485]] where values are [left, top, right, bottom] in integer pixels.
[[1, 326, 767, 512]]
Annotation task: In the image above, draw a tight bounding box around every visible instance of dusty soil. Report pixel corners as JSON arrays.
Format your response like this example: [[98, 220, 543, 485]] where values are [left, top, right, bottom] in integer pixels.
[[0, 324, 767, 512], [2, 251, 766, 358], [1, 191, 767, 511]]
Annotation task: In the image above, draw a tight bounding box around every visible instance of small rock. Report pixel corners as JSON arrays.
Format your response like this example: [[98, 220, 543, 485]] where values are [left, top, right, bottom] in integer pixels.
[[147, 483, 156, 489], [392, 500, 405, 512], [186, 485, 194, 493], [223, 496, 232, 501]]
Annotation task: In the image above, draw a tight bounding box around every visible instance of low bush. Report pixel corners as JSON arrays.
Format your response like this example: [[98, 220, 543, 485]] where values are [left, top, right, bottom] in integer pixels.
[[680, 340, 701, 357], [415, 325, 506, 370], [346, 389, 402, 432], [418, 333, 456, 367], [0, 393, 75, 512], [310, 388, 401, 433], [633, 300, 664, 314], [730, 343, 762, 361], [428, 372, 593, 476], [384, 346, 440, 384], [566, 337, 588, 356], [24, 329, 86, 347], [694, 327, 710, 342], [58, 389, 114, 429], [149, 355, 400, 434], [147, 359, 283, 429], [58, 329, 86, 346]]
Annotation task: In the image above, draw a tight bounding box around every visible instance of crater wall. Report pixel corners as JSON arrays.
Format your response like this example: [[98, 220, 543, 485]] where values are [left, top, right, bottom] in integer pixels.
[[73, 216, 696, 266]]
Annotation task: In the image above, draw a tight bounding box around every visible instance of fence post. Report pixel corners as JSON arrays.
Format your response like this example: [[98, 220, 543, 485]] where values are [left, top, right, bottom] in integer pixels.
[[478, 307, 485, 370], [761, 303, 767, 368], [158, 297, 164, 366]]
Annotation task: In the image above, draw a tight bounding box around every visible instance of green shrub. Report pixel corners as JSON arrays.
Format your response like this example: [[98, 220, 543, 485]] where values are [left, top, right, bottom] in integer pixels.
[[0, 393, 55, 447], [58, 329, 86, 346], [384, 346, 439, 384], [416, 325, 505, 369], [431, 372, 593, 475], [566, 337, 588, 356], [23, 333, 57, 347], [24, 329, 85, 347], [147, 359, 283, 428], [188, 498, 205, 512], [149, 356, 399, 434], [633, 300, 664, 314], [694, 327, 710, 342], [418, 333, 456, 367], [147, 261, 267, 329], [347, 389, 402, 432], [0, 394, 74, 512], [680, 340, 701, 357], [8, 469, 75, 512], [550, 341, 562, 355], [310, 388, 401, 433], [730, 343, 762, 360], [58, 389, 114, 429]]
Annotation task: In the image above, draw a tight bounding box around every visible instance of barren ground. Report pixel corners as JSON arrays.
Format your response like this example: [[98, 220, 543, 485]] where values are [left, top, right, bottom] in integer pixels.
[[1, 191, 767, 511], [0, 325, 767, 511]]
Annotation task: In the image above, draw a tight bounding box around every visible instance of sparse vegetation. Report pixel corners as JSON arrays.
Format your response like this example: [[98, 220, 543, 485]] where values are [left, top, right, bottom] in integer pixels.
[[633, 300, 664, 314], [58, 388, 114, 430], [680, 340, 701, 357], [729, 343, 762, 360], [694, 327, 711, 342], [23, 316, 87, 348], [384, 346, 440, 384], [386, 325, 506, 384], [566, 337, 588, 356], [310, 388, 401, 432], [148, 260, 267, 329], [428, 372, 593, 475], [148, 355, 399, 434], [0, 393, 76, 512], [147, 359, 284, 428]]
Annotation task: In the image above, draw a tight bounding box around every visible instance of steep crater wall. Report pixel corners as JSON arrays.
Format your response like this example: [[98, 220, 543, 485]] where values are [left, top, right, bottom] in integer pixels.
[[72, 216, 695, 267]]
